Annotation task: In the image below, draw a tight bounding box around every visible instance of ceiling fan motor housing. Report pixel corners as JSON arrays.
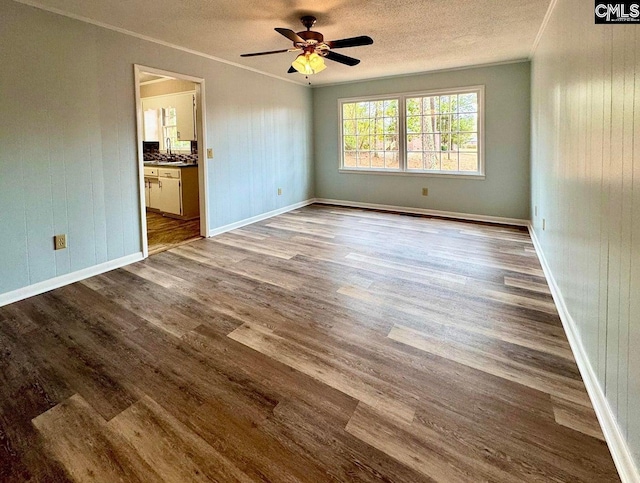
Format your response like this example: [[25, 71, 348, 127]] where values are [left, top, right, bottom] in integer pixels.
[[297, 30, 324, 45]]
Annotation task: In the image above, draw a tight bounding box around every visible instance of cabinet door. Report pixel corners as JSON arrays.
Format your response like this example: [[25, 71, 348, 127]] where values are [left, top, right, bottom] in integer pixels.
[[145, 180, 150, 207], [175, 93, 196, 141], [159, 177, 182, 215], [148, 179, 161, 209]]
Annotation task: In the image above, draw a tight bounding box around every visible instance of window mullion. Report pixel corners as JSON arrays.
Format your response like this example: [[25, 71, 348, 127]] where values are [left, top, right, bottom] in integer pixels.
[[399, 96, 407, 172]]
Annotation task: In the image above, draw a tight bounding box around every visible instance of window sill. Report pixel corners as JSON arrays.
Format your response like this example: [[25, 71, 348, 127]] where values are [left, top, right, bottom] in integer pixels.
[[338, 168, 485, 180]]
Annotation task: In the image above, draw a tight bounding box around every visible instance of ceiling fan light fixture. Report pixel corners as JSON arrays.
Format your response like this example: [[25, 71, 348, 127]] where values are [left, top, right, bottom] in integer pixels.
[[308, 52, 326, 73], [292, 52, 326, 75]]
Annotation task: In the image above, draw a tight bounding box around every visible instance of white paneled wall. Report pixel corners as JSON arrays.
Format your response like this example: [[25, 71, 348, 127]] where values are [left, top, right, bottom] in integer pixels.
[[0, 1, 313, 297], [531, 0, 640, 472]]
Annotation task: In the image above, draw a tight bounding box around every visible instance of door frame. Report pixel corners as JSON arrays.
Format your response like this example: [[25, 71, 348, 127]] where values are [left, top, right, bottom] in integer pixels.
[[134, 64, 210, 258]]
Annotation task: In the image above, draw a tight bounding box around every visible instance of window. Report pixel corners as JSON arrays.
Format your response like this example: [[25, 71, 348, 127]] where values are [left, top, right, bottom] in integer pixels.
[[342, 99, 399, 170], [339, 86, 484, 177], [162, 107, 191, 152]]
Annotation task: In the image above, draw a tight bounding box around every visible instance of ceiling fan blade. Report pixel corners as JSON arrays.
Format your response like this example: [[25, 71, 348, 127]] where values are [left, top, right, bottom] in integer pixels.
[[325, 51, 361, 66], [287, 66, 297, 74], [241, 49, 291, 57], [326, 36, 373, 49], [275, 28, 305, 44]]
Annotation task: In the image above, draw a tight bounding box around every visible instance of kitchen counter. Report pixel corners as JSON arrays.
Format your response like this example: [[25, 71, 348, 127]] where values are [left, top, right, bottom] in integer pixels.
[[144, 161, 197, 168]]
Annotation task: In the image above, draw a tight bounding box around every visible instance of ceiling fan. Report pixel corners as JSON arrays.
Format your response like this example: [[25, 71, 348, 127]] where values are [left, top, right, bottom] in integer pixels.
[[240, 16, 373, 75]]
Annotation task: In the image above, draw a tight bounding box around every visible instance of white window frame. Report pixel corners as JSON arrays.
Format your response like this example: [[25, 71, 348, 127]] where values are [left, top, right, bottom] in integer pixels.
[[338, 85, 485, 179]]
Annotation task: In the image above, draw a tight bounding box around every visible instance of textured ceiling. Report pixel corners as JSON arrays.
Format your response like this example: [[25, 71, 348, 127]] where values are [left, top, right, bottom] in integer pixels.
[[18, 0, 551, 86]]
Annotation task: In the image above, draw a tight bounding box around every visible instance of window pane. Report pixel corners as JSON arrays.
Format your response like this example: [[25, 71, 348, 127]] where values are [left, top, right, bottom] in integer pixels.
[[459, 132, 478, 151], [439, 114, 453, 134], [460, 152, 478, 171], [357, 151, 371, 168], [385, 151, 399, 169], [343, 120, 356, 135], [458, 113, 477, 132], [423, 116, 438, 133], [371, 152, 385, 168], [407, 116, 421, 133], [422, 96, 439, 115], [450, 95, 458, 113], [372, 100, 384, 117], [357, 136, 370, 150], [356, 102, 370, 118], [344, 135, 356, 151], [372, 117, 384, 135], [441, 151, 459, 171], [458, 93, 477, 113], [356, 119, 371, 136], [383, 117, 397, 133], [407, 152, 423, 170], [384, 100, 398, 117], [384, 135, 398, 151], [422, 133, 439, 151], [343, 103, 356, 119], [407, 134, 422, 151], [406, 98, 421, 115], [344, 151, 357, 167], [439, 96, 450, 113], [450, 114, 460, 132], [424, 152, 441, 170], [164, 107, 177, 125]]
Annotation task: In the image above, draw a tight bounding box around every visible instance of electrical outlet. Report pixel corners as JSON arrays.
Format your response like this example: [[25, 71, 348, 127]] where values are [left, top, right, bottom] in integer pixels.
[[54, 234, 67, 250], [277, 188, 282, 196], [207, 148, 213, 159], [422, 188, 429, 196], [542, 218, 546, 231]]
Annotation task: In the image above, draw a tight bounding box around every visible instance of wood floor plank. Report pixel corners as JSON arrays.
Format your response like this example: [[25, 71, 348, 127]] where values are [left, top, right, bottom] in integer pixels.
[[346, 402, 510, 483], [228, 322, 418, 423], [551, 396, 606, 441], [32, 394, 157, 483], [107, 395, 252, 482], [388, 324, 591, 405], [504, 275, 552, 294]]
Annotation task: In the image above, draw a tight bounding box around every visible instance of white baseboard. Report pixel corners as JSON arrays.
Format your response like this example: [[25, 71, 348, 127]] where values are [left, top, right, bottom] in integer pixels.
[[0, 252, 144, 308], [315, 198, 529, 226], [208, 198, 316, 237], [528, 223, 639, 483]]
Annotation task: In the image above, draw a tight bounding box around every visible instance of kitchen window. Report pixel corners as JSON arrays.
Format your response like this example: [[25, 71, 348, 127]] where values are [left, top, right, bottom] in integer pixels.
[[339, 86, 484, 177], [162, 107, 191, 152]]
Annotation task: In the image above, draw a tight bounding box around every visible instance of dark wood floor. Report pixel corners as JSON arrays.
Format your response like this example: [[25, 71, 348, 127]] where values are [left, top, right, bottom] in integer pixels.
[[0, 205, 619, 482], [146, 210, 201, 255]]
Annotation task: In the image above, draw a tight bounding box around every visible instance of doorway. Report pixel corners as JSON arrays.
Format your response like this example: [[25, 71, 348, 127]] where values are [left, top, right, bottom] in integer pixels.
[[134, 65, 209, 257]]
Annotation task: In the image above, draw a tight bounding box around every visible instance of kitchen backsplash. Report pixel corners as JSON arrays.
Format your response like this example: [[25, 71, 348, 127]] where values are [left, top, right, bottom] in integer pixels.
[[143, 153, 198, 163]]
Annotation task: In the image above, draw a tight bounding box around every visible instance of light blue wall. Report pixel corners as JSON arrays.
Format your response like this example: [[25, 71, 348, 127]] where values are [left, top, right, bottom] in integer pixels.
[[531, 0, 640, 470], [0, 1, 313, 296], [312, 62, 531, 220]]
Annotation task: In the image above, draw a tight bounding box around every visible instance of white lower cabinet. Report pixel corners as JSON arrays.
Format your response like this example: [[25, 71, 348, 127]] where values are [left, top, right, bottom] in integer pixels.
[[159, 177, 182, 215], [148, 178, 161, 210]]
